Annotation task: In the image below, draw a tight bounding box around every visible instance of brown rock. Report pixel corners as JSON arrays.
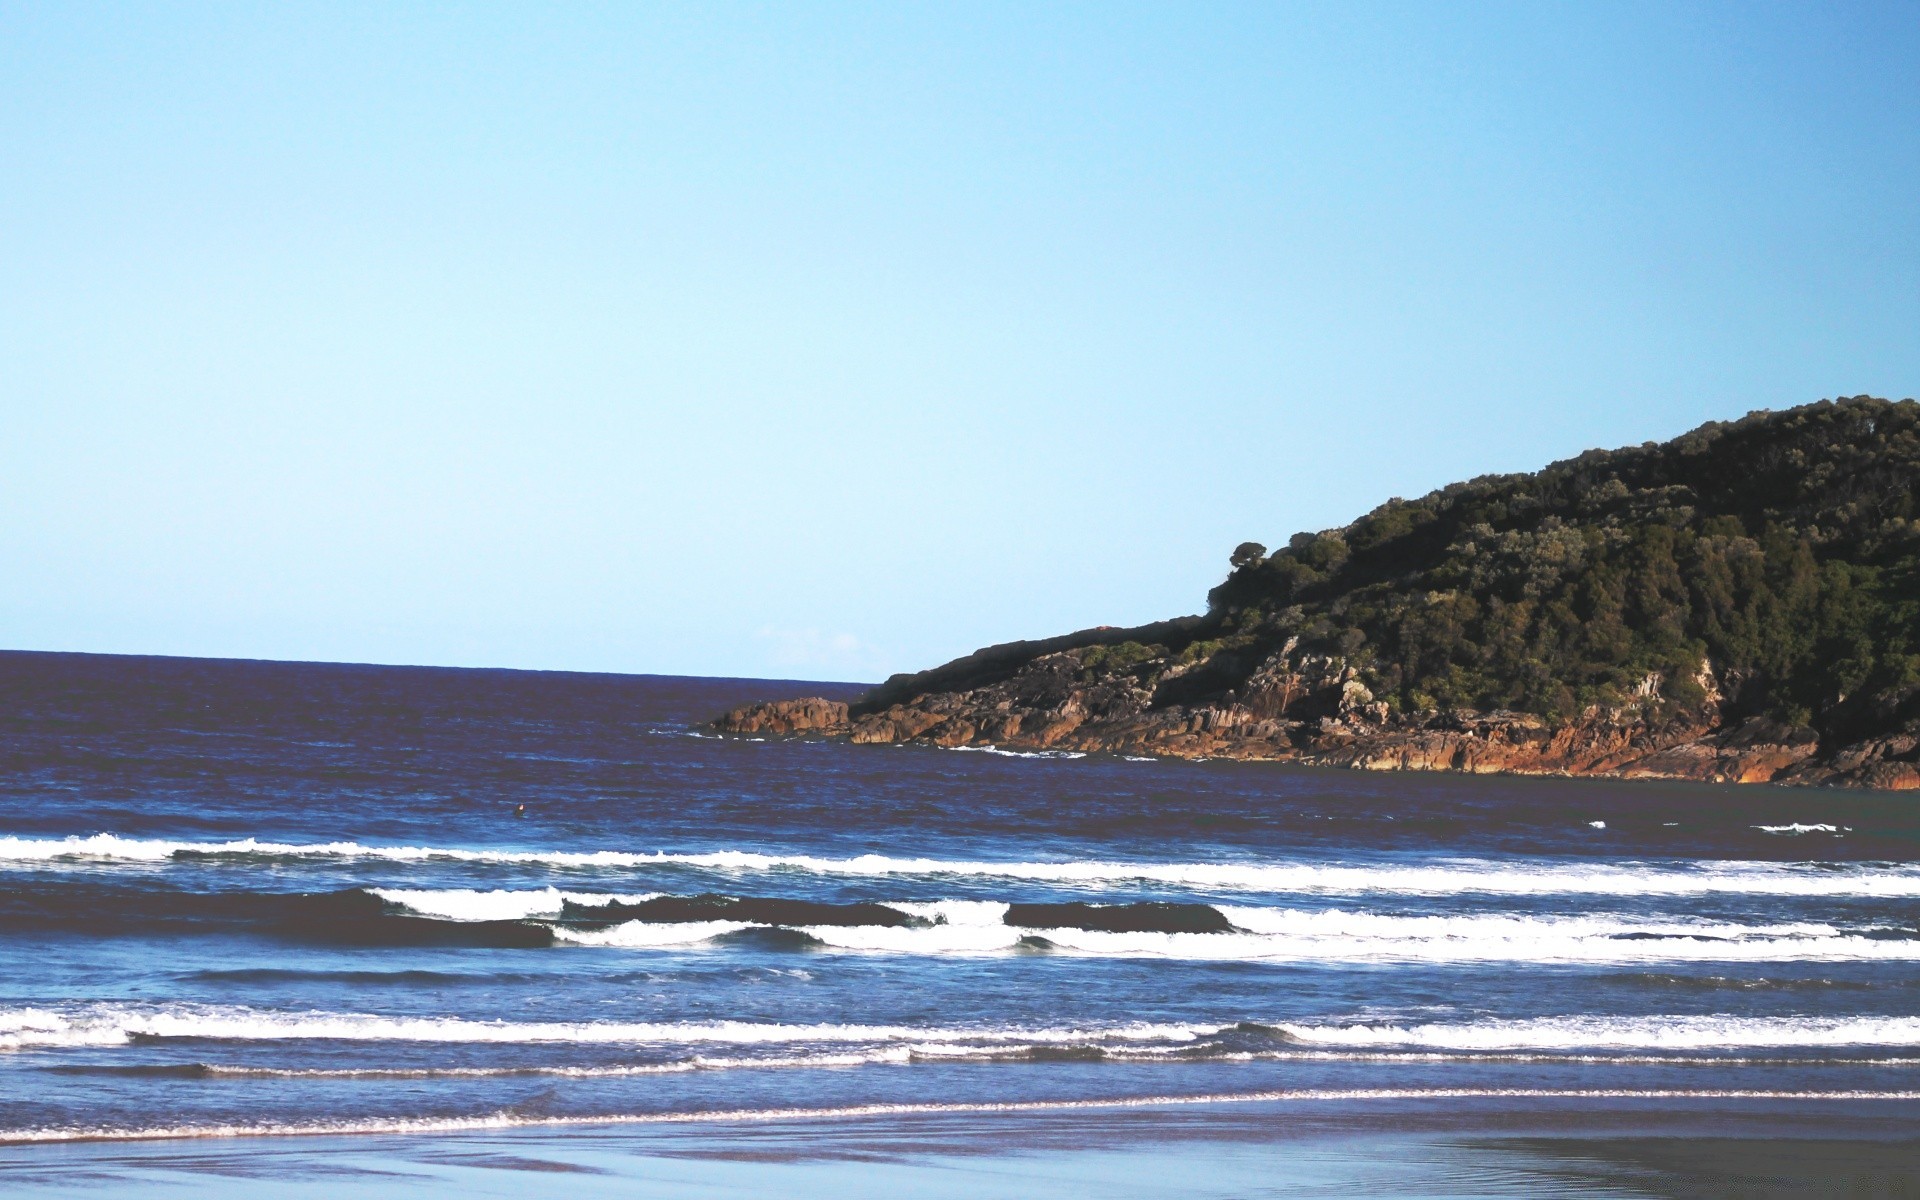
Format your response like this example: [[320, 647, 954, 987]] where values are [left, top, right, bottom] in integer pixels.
[[712, 697, 848, 736], [925, 719, 978, 747], [848, 706, 947, 744], [1861, 762, 1920, 790]]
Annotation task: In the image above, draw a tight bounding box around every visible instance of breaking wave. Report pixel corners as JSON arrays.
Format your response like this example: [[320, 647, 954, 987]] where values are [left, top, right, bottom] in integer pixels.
[[367, 887, 658, 922], [554, 915, 1920, 962], [447, 892, 1920, 964], [7, 878, 1914, 963], [7, 835, 1920, 897]]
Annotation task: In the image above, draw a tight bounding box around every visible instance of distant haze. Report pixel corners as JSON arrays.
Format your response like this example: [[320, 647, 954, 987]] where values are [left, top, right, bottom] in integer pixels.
[[2, 3, 1915, 680]]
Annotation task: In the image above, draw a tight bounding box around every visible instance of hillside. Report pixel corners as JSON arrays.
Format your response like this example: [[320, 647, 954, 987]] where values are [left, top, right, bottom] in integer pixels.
[[719, 397, 1920, 789]]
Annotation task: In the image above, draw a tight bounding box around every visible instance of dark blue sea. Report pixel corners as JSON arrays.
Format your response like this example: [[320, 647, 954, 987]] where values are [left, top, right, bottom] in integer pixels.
[[3, 650, 1919, 1149]]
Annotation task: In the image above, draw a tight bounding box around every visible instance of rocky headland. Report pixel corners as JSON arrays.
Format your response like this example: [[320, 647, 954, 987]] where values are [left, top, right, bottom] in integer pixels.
[[718, 397, 1920, 789]]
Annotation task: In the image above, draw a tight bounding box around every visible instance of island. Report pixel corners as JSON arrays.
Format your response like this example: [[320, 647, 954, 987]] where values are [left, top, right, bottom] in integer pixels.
[[718, 397, 1920, 789]]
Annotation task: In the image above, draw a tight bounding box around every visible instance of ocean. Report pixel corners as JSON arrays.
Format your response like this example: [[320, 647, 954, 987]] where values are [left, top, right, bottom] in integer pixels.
[[1, 650, 1917, 1188]]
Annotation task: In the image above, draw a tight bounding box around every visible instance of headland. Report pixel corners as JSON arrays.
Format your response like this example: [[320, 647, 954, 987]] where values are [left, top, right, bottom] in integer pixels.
[[719, 397, 1920, 789]]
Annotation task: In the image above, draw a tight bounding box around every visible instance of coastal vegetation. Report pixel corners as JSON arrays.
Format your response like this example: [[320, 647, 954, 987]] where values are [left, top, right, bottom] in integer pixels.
[[1201, 395, 1920, 739]]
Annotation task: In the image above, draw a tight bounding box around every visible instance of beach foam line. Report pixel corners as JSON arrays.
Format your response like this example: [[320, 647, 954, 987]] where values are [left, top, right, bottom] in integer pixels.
[[0, 1005, 1207, 1051], [6, 1088, 1919, 1144], [67, 1049, 1920, 1078], [8, 835, 1920, 897], [13, 1006, 1920, 1053]]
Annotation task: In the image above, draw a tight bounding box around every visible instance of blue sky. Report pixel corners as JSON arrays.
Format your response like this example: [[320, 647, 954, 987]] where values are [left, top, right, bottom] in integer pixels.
[[2, 2, 1915, 681]]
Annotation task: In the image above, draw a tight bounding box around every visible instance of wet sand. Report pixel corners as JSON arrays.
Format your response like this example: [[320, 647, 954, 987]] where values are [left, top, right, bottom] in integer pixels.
[[3, 1104, 1917, 1198]]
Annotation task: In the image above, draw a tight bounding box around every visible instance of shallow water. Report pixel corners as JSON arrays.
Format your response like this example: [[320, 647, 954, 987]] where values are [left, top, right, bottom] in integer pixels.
[[2, 650, 1919, 1149]]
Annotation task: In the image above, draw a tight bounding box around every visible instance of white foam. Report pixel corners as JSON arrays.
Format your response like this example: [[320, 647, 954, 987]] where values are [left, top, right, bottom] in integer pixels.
[[154, 1049, 1920, 1078], [7, 1087, 1919, 1144], [914, 927, 1919, 965], [195, 1049, 921, 1078], [946, 746, 1088, 759], [1276, 1014, 1920, 1051], [9, 834, 1920, 897], [1200, 907, 1914, 964], [556, 920, 759, 948], [802, 922, 1029, 955], [1215, 906, 1867, 962], [26, 1006, 1918, 1054], [370, 888, 659, 922], [893, 899, 1012, 927], [1755, 824, 1845, 835], [0, 1004, 1206, 1052], [1218, 907, 1841, 940], [193, 1047, 1030, 1075]]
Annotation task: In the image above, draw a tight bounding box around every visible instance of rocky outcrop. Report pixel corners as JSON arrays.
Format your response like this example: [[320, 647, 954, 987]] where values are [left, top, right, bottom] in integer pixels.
[[713, 638, 1920, 789], [711, 697, 848, 736]]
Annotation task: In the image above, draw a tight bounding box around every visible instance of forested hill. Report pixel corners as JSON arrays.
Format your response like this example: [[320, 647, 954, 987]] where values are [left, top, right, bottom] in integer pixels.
[[1202, 395, 1920, 731], [720, 397, 1920, 789]]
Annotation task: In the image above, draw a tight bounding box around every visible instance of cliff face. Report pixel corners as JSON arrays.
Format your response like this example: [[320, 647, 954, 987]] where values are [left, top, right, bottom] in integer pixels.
[[718, 398, 1920, 790]]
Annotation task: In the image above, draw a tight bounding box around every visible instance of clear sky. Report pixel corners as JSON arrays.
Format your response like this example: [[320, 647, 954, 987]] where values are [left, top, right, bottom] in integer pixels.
[[2, 3, 1915, 682]]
